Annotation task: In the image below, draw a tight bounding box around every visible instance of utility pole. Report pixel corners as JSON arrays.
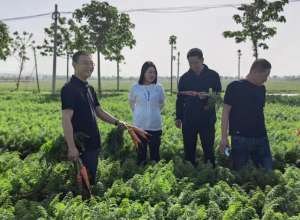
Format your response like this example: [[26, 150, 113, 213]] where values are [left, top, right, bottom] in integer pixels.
[[170, 44, 174, 95], [51, 4, 59, 95], [238, 49, 242, 79], [177, 51, 180, 89]]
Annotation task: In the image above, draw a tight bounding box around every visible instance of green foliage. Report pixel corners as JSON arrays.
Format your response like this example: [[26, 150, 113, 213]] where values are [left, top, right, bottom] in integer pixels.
[[40, 133, 88, 164], [0, 92, 299, 219], [0, 21, 11, 61], [14, 199, 48, 220], [38, 17, 94, 57], [223, 0, 289, 58]]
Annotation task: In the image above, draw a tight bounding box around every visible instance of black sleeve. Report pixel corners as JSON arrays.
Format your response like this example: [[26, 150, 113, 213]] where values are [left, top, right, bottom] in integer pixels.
[[214, 73, 222, 93], [90, 86, 100, 107], [176, 76, 184, 120], [262, 86, 266, 107], [61, 85, 75, 110], [224, 82, 236, 106]]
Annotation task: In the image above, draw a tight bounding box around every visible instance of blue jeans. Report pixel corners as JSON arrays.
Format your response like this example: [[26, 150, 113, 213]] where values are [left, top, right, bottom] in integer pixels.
[[231, 136, 273, 171]]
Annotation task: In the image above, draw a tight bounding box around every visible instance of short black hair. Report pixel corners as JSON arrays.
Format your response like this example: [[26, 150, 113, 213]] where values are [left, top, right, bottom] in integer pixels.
[[250, 58, 272, 73], [138, 61, 158, 85], [72, 51, 91, 63], [187, 48, 203, 59]]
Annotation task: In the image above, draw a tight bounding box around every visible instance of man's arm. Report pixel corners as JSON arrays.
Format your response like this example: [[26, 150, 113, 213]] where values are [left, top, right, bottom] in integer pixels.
[[95, 106, 121, 126], [214, 73, 222, 94], [219, 104, 231, 153], [62, 109, 79, 161], [175, 77, 184, 128]]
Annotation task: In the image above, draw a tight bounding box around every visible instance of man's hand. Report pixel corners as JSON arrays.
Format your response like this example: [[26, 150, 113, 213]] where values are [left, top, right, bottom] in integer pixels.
[[219, 137, 229, 154], [68, 146, 80, 161], [116, 120, 127, 130], [175, 119, 182, 129], [198, 92, 209, 100]]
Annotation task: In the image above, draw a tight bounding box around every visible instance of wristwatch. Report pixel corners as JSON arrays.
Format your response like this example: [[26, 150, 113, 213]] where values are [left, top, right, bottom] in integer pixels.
[[114, 120, 120, 126]]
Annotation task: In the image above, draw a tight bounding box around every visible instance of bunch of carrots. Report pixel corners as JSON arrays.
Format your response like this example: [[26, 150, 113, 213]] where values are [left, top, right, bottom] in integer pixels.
[[124, 124, 151, 148]]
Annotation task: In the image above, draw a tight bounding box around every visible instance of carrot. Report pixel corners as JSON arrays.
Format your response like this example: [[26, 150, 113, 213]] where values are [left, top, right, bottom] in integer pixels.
[[131, 126, 150, 141], [75, 161, 82, 186], [78, 159, 92, 196], [127, 126, 142, 146]]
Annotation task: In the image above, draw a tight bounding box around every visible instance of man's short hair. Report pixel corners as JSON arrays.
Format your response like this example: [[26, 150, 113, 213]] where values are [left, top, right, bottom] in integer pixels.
[[187, 48, 203, 59], [72, 51, 91, 63], [250, 58, 272, 73]]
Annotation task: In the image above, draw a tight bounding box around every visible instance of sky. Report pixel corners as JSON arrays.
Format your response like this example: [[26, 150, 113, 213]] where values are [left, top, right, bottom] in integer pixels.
[[0, 0, 299, 78]]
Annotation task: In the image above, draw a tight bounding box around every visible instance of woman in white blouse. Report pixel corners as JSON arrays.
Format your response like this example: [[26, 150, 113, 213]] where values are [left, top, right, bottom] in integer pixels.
[[129, 61, 165, 165]]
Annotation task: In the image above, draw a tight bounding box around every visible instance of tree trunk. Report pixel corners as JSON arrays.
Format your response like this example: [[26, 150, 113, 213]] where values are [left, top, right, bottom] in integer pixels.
[[97, 49, 101, 95], [16, 58, 24, 91], [253, 41, 258, 60], [117, 60, 120, 92], [67, 53, 69, 81]]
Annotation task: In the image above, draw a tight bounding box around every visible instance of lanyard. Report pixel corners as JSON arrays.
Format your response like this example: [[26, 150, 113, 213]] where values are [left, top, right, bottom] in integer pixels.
[[86, 85, 97, 122]]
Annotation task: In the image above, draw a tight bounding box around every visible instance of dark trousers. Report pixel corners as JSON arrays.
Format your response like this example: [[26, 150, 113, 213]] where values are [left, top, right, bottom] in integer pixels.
[[80, 148, 100, 185], [182, 123, 215, 167], [137, 130, 162, 165]]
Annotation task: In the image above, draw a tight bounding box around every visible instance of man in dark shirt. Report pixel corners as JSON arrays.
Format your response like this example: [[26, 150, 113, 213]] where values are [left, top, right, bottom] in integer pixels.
[[220, 58, 272, 171], [61, 51, 125, 186], [176, 48, 222, 166]]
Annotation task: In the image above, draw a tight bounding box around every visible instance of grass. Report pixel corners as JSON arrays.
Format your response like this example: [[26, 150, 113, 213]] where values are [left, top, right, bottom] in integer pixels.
[[1, 78, 300, 94]]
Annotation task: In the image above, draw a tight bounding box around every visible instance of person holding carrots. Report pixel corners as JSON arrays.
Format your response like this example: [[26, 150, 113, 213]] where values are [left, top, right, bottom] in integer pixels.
[[61, 51, 126, 192], [175, 48, 222, 167], [129, 61, 165, 165]]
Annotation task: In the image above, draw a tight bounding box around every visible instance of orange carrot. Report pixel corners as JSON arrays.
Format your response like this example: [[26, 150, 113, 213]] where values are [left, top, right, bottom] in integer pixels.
[[127, 127, 142, 146], [131, 126, 151, 141], [78, 159, 91, 196]]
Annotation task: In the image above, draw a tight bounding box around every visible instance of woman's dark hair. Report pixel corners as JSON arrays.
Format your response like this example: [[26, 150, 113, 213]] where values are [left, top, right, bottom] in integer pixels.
[[138, 61, 158, 85]]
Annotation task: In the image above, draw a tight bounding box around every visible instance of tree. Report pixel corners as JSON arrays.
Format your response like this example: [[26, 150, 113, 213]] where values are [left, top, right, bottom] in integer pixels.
[[223, 0, 288, 59], [105, 13, 136, 91], [11, 31, 35, 90], [169, 35, 177, 94], [38, 17, 94, 81], [0, 21, 11, 61], [73, 1, 119, 95]]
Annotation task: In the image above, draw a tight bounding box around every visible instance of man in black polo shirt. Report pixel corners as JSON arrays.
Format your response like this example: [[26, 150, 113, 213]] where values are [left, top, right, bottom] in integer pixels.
[[220, 58, 272, 171], [61, 51, 125, 186], [176, 48, 222, 167]]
